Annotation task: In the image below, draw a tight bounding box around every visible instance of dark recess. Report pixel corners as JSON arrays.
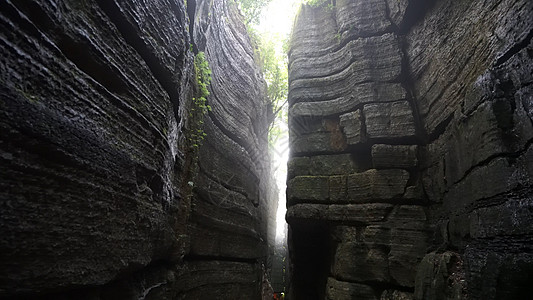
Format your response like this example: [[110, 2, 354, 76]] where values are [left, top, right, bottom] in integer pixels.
[[399, 0, 437, 34], [290, 223, 331, 300]]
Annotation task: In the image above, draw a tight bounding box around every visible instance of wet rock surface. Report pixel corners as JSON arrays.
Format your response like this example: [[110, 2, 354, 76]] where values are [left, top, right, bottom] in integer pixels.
[[0, 0, 273, 298], [287, 0, 533, 299]]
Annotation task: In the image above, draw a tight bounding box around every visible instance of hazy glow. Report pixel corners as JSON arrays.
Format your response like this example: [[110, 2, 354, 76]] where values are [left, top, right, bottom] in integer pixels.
[[258, 0, 302, 242], [257, 0, 302, 36], [272, 120, 289, 243]]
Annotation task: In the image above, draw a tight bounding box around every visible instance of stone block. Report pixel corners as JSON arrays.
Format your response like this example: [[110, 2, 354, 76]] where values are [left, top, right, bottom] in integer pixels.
[[386, 0, 409, 28], [362, 225, 392, 245], [326, 277, 378, 300], [340, 110, 365, 145], [287, 156, 311, 179], [444, 99, 533, 186], [347, 169, 409, 202], [372, 144, 418, 169], [470, 197, 533, 239], [286, 203, 394, 223], [364, 101, 417, 140], [380, 289, 413, 300], [333, 241, 390, 282], [289, 82, 407, 117], [329, 175, 348, 201], [287, 176, 329, 205], [336, 0, 391, 38], [414, 252, 466, 300], [290, 118, 347, 155], [288, 154, 361, 179], [289, 33, 403, 104]]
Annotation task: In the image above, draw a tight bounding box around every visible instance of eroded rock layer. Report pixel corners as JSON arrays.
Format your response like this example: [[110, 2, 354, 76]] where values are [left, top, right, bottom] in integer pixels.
[[287, 0, 533, 299], [0, 0, 274, 298]]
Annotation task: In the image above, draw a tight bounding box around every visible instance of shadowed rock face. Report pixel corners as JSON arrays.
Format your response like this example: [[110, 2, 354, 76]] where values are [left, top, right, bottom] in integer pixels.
[[0, 0, 274, 298], [287, 0, 533, 299]]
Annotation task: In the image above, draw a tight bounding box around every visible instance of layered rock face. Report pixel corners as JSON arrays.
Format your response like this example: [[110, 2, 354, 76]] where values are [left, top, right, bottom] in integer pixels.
[[287, 0, 533, 299], [0, 0, 274, 298]]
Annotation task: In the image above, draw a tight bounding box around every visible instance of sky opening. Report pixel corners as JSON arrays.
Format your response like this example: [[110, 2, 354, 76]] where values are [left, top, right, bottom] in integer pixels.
[[256, 0, 303, 243]]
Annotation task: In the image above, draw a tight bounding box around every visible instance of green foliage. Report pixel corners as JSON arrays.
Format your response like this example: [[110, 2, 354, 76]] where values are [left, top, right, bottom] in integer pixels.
[[256, 33, 289, 146], [233, 0, 289, 147], [303, 0, 333, 9], [303, 0, 326, 7], [190, 52, 212, 148], [234, 0, 273, 26]]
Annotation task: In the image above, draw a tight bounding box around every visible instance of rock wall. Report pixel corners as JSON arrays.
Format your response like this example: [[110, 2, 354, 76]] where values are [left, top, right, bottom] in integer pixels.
[[0, 0, 275, 298], [286, 0, 533, 299]]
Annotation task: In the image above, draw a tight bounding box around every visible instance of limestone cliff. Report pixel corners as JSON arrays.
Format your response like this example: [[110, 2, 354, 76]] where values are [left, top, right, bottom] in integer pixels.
[[0, 0, 275, 298], [287, 0, 533, 299]]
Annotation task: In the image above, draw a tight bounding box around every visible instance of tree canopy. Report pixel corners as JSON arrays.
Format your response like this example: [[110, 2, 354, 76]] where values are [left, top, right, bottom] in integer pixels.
[[234, 0, 273, 26]]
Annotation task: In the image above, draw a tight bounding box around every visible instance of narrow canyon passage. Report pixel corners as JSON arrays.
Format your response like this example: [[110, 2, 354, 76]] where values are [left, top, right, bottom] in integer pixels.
[[1, 0, 532, 299]]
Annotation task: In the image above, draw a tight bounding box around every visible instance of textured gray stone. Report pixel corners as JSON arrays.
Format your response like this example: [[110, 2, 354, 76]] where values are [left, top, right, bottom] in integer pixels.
[[414, 252, 466, 300], [386, 0, 409, 28], [287, 0, 533, 298], [381, 290, 414, 300], [347, 169, 410, 202], [290, 82, 407, 117], [174, 261, 261, 299], [290, 33, 403, 105], [372, 144, 418, 169], [286, 203, 394, 223], [286, 176, 330, 205], [290, 119, 347, 155], [340, 110, 365, 145], [333, 233, 391, 282], [326, 277, 378, 300], [336, 0, 391, 40], [288, 154, 361, 179], [408, 0, 533, 135], [0, 0, 273, 298], [364, 101, 417, 140]]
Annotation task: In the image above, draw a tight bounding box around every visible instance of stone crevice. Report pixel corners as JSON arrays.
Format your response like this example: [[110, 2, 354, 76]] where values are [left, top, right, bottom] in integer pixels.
[[494, 21, 533, 67]]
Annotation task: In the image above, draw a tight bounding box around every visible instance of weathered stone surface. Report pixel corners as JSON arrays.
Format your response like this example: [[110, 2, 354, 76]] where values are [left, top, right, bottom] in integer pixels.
[[333, 231, 391, 282], [463, 241, 533, 300], [289, 4, 339, 61], [443, 149, 533, 216], [290, 132, 348, 155], [408, 0, 533, 135], [0, 0, 273, 298], [290, 118, 347, 155], [0, 0, 187, 294], [288, 169, 409, 205], [340, 110, 365, 145], [288, 154, 361, 179], [290, 82, 407, 117], [364, 101, 417, 140], [288, 0, 533, 298], [326, 277, 378, 300], [336, 0, 391, 40], [372, 144, 418, 169], [444, 97, 533, 186], [385, 0, 408, 28], [290, 33, 403, 104], [331, 206, 427, 287], [381, 289, 413, 300], [286, 203, 394, 223], [414, 252, 466, 300], [347, 169, 410, 202], [174, 261, 261, 299], [286, 176, 330, 205]]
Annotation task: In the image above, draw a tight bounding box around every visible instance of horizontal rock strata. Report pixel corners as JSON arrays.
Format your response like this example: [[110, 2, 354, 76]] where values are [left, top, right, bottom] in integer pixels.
[[287, 0, 533, 299], [0, 0, 274, 298]]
